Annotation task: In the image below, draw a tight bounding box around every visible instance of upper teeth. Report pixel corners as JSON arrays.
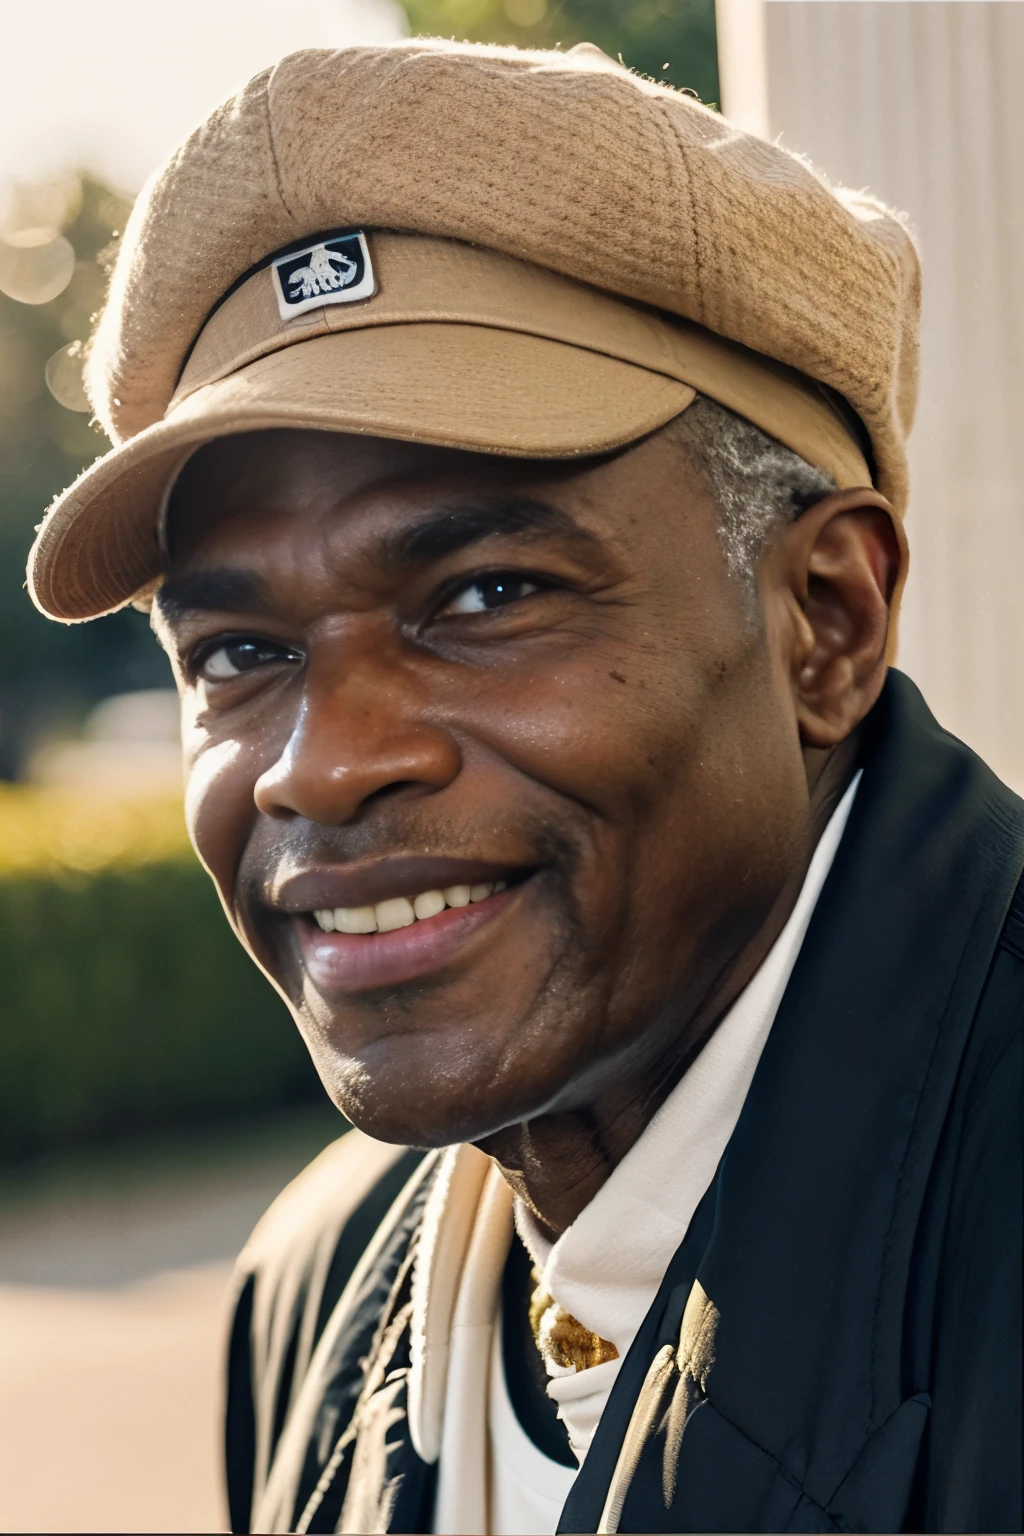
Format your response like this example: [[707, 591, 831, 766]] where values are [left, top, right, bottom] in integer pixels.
[[313, 880, 507, 934]]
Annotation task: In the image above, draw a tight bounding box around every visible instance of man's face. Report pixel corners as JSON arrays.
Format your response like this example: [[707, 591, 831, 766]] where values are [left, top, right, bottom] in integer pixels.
[[156, 426, 810, 1146]]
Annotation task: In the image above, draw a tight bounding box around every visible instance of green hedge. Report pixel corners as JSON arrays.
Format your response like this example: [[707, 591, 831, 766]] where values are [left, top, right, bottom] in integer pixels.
[[0, 857, 322, 1163]]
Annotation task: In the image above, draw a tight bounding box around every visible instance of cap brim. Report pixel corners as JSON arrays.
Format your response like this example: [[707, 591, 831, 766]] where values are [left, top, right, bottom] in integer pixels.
[[29, 323, 694, 622]]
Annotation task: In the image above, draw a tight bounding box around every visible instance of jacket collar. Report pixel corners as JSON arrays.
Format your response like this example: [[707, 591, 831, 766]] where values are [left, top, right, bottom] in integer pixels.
[[561, 670, 1024, 1530]]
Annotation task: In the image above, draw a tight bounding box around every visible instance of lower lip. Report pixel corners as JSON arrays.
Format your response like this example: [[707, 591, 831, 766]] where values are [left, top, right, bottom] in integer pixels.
[[295, 885, 521, 993]]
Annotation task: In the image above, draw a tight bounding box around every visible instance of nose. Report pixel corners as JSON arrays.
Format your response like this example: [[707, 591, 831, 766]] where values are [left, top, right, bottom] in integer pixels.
[[254, 638, 462, 825]]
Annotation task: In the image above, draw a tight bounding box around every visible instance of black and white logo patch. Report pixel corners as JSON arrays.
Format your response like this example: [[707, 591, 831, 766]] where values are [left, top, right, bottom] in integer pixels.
[[271, 232, 375, 321]]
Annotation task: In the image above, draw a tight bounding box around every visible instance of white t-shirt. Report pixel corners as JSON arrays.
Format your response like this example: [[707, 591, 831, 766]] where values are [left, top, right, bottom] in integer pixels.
[[487, 1307, 577, 1535]]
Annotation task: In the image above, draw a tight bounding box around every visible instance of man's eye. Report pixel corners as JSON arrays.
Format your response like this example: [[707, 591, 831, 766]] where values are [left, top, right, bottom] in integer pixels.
[[197, 639, 300, 681], [444, 574, 542, 615]]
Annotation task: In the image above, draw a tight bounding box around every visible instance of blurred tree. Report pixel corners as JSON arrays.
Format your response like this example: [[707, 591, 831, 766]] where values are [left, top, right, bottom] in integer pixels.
[[400, 0, 719, 104], [0, 177, 171, 780]]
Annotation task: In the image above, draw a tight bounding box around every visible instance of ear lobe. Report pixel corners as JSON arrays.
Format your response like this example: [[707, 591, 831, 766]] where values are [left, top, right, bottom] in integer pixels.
[[777, 491, 906, 749]]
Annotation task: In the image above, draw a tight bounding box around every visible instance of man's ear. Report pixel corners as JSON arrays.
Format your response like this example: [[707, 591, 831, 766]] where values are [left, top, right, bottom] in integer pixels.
[[765, 489, 908, 749]]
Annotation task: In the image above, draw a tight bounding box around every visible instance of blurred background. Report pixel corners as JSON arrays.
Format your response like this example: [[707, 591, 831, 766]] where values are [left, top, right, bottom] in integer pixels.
[[0, 0, 1019, 1529]]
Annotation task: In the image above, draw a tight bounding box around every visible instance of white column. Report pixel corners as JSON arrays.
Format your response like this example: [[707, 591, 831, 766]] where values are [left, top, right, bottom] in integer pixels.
[[715, 0, 770, 136], [715, 0, 1024, 791]]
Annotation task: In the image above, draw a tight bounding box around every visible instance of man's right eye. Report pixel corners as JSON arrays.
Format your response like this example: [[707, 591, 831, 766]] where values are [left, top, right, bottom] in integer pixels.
[[197, 638, 301, 682]]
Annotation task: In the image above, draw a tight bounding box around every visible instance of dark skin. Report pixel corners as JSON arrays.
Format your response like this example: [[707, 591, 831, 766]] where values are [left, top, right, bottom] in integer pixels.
[[153, 424, 903, 1237]]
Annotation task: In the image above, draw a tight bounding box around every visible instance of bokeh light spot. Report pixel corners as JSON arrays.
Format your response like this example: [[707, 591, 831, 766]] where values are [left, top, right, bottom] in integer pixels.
[[45, 339, 90, 411], [502, 0, 547, 25], [0, 234, 76, 305]]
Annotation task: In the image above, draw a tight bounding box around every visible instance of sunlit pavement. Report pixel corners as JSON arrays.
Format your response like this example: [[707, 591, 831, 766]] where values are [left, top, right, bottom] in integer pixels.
[[0, 1105, 345, 1533]]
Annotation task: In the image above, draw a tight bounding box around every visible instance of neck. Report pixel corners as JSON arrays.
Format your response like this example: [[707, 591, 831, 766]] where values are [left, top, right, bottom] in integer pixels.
[[477, 731, 863, 1238]]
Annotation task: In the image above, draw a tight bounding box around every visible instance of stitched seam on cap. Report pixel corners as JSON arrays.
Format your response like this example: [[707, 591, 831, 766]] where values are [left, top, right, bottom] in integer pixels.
[[657, 102, 704, 323], [264, 61, 298, 225]]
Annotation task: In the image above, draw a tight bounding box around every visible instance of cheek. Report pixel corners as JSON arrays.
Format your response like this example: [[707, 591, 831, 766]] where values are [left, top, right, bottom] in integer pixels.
[[449, 620, 728, 824], [428, 636, 727, 964], [182, 709, 267, 910], [461, 619, 802, 975], [453, 650, 669, 800]]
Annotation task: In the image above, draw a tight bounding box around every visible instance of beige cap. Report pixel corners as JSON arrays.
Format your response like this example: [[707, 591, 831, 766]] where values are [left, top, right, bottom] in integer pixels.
[[28, 39, 919, 623]]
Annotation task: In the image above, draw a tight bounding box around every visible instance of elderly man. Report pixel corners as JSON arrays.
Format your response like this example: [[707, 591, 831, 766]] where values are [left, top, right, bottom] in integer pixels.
[[29, 40, 1021, 1536]]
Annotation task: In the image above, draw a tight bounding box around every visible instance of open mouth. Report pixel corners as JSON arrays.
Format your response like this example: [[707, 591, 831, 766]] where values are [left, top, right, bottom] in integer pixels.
[[312, 877, 509, 934], [291, 868, 533, 994]]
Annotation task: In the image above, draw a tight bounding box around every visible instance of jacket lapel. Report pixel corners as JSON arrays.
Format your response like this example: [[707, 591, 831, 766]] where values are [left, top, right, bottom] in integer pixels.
[[253, 1154, 440, 1533]]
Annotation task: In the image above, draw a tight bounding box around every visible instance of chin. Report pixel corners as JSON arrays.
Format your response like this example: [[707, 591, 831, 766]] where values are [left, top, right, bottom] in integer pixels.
[[304, 1032, 567, 1150], [326, 1084, 520, 1150]]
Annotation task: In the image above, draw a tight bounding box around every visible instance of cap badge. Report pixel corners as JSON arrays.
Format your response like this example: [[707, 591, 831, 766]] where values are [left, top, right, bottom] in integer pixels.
[[271, 232, 376, 321]]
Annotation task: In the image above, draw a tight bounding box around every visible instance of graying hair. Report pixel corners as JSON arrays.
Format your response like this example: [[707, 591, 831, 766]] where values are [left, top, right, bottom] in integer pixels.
[[670, 395, 837, 589]]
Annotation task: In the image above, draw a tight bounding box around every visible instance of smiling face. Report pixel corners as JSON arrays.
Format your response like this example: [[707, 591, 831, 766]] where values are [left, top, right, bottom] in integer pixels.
[[155, 425, 814, 1149]]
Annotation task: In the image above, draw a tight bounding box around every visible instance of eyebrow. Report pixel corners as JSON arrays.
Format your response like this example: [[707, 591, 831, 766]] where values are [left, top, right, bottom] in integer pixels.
[[155, 568, 274, 624], [380, 496, 599, 569]]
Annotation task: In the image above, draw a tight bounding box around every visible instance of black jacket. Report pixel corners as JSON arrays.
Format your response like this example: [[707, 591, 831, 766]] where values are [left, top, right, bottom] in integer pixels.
[[225, 672, 1024, 1534]]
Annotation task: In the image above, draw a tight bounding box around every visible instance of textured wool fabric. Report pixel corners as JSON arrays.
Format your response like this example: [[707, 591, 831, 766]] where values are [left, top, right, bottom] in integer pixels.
[[88, 39, 918, 487], [29, 38, 919, 621]]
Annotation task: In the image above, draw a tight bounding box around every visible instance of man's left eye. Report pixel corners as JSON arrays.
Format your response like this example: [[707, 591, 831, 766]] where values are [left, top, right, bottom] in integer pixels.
[[443, 574, 542, 615]]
